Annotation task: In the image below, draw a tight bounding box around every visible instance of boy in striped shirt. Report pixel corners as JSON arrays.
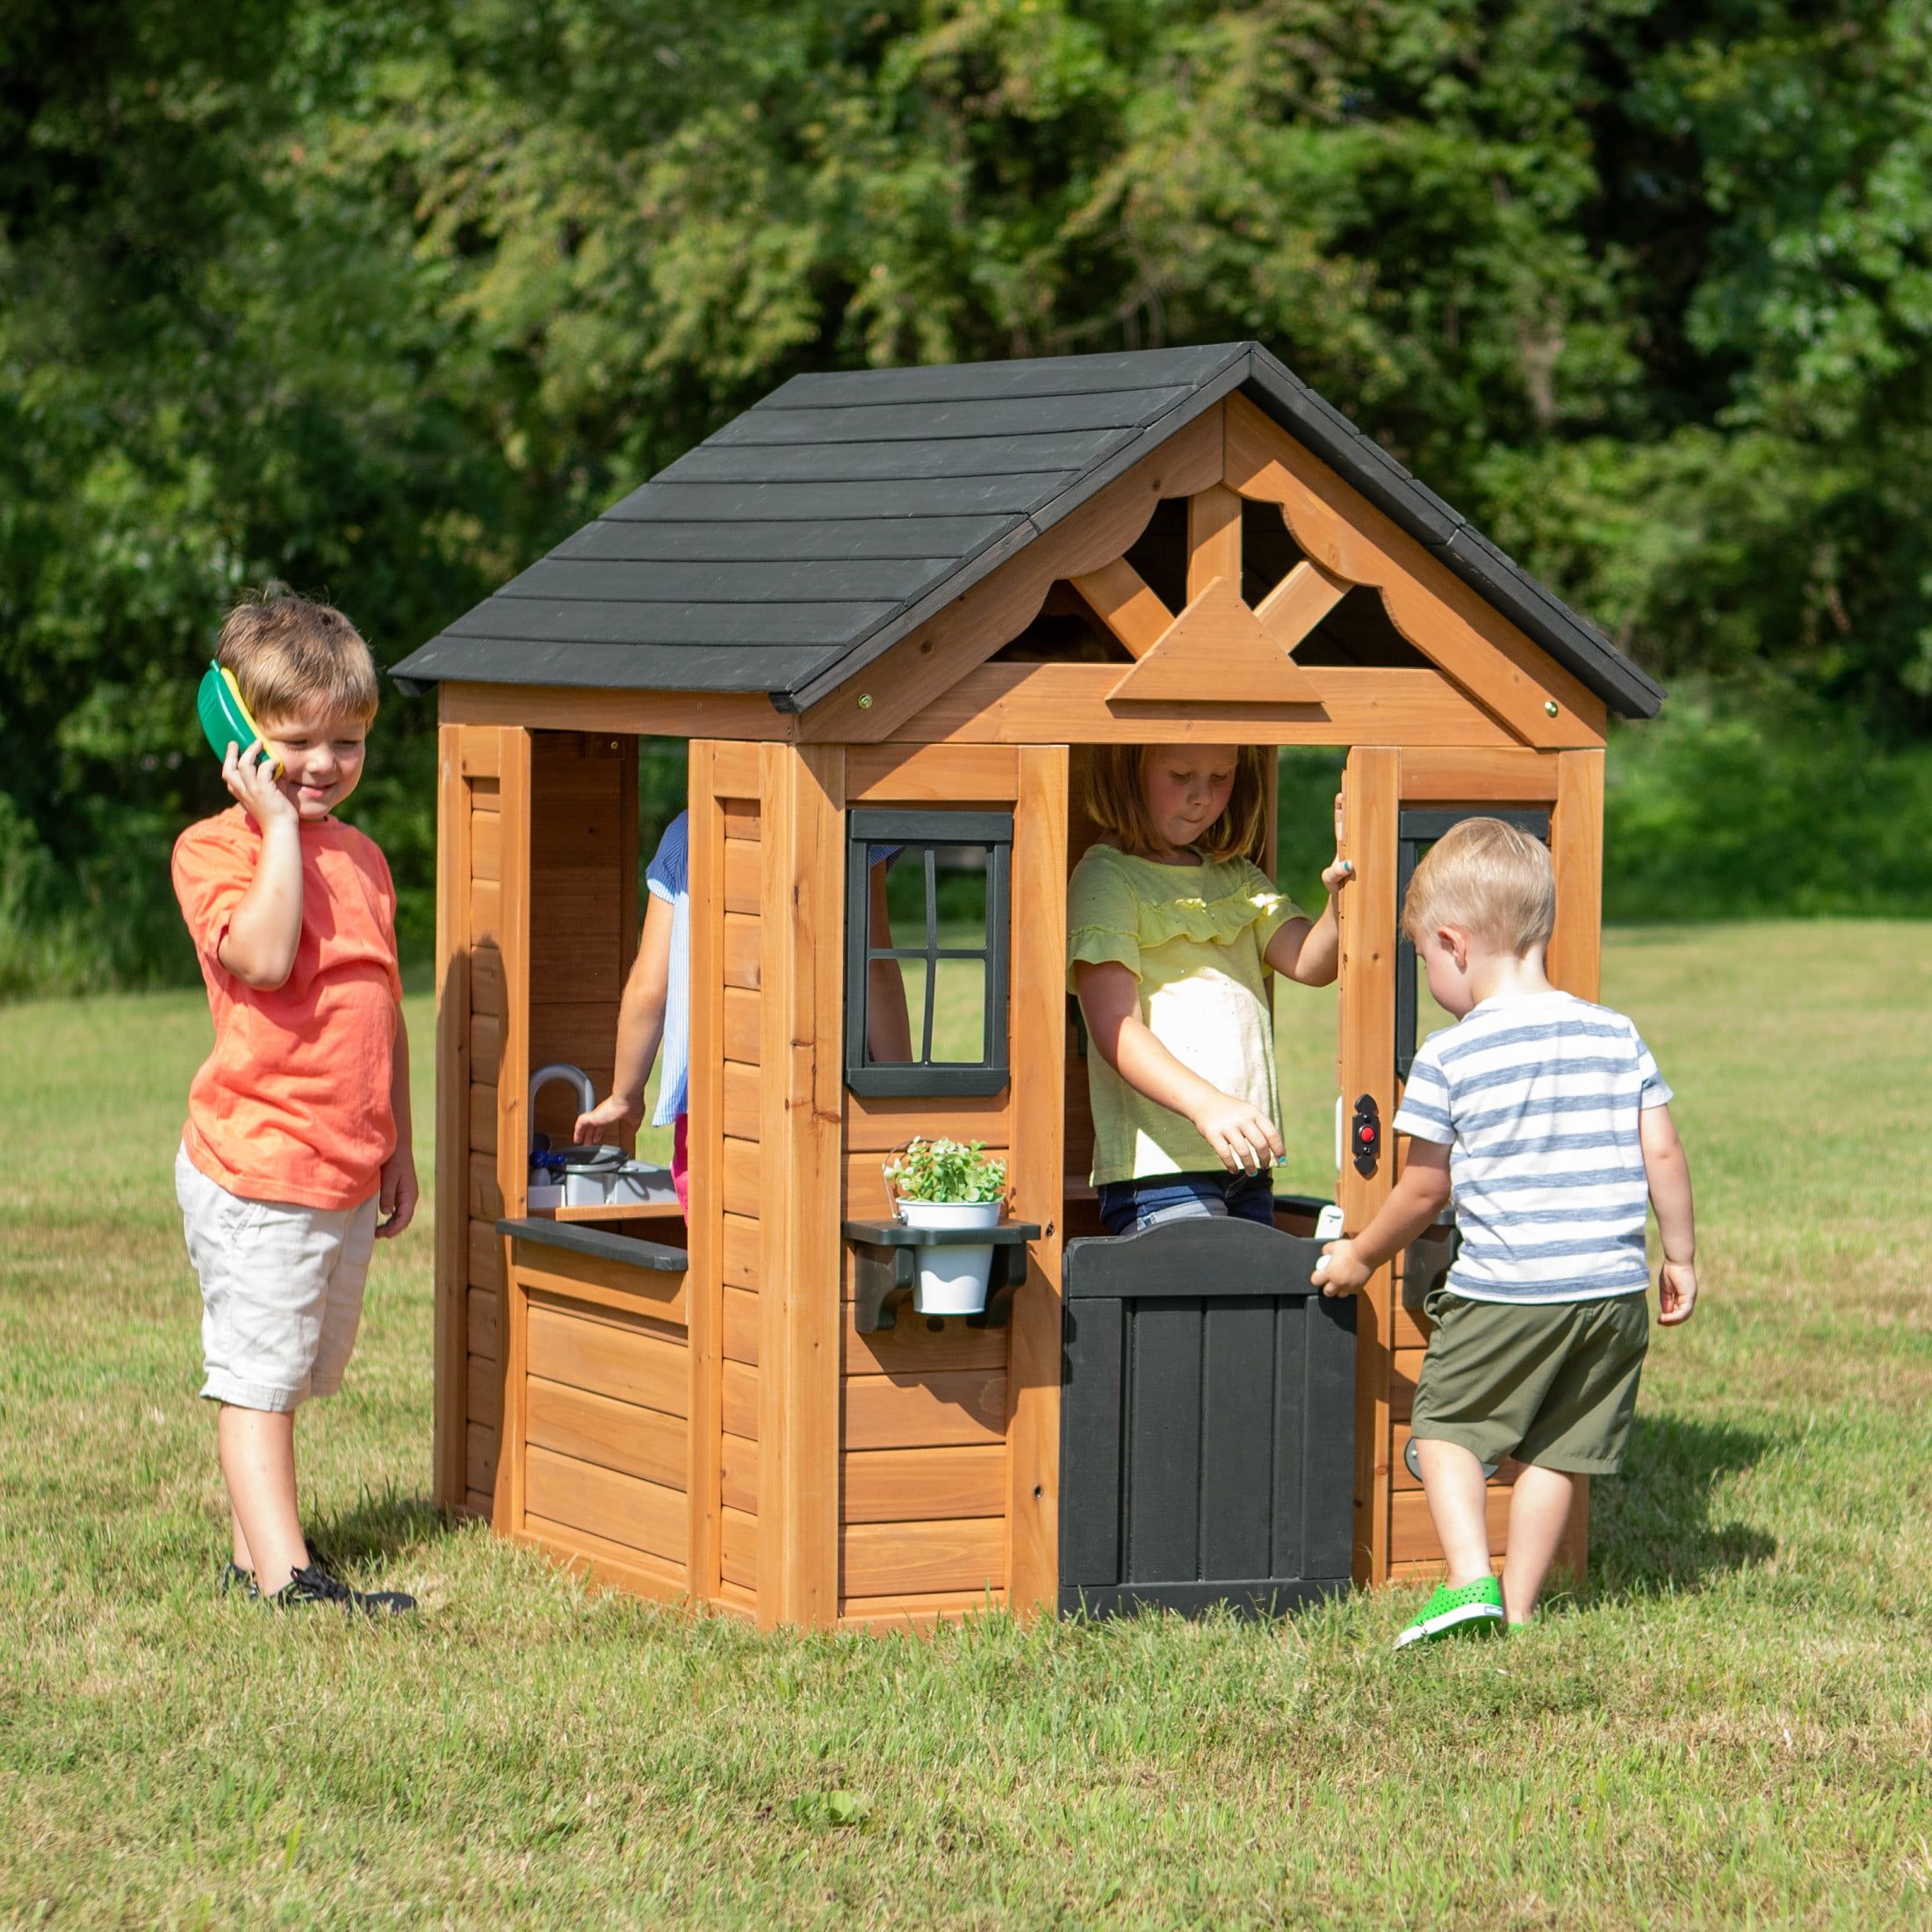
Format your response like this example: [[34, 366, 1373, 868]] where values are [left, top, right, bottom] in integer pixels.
[[1315, 818, 1698, 1647]]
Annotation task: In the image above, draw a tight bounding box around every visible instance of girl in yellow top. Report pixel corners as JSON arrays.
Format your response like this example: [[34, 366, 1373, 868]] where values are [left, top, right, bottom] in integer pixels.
[[1069, 744, 1352, 1236]]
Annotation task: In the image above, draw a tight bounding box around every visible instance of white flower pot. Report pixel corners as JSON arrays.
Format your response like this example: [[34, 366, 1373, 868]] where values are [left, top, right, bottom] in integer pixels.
[[894, 1199, 1003, 1315]]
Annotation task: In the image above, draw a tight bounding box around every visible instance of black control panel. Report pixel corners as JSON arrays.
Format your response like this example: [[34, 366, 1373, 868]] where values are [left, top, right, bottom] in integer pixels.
[[1351, 1092, 1381, 1177]]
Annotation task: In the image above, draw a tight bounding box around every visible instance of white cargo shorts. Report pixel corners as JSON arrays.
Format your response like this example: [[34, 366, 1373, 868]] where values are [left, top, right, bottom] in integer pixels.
[[175, 1144, 378, 1412]]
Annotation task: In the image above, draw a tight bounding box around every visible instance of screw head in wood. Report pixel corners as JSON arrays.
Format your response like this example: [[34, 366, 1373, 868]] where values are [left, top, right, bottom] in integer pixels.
[[1544, 699, 1559, 716], [858, 694, 873, 710]]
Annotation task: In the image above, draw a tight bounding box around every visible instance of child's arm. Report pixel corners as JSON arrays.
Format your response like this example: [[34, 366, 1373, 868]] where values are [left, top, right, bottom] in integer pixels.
[[576, 890, 675, 1141], [1640, 1103, 1698, 1324], [1076, 960, 1286, 1174], [1311, 1141, 1452, 1295], [378, 1004, 419, 1238], [1263, 794, 1352, 988], [215, 739, 305, 990]]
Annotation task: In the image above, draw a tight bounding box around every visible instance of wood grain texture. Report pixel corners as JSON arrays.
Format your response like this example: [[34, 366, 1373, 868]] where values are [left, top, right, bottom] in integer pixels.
[[523, 1445, 687, 1569], [1339, 746, 1400, 1588], [724, 989, 761, 1065], [1006, 744, 1069, 1620], [1255, 558, 1350, 653], [722, 1214, 758, 1290], [846, 1093, 1011, 1155], [844, 1370, 1008, 1449], [838, 1590, 1008, 1633], [841, 1518, 1005, 1597], [1186, 480, 1244, 601], [513, 1252, 688, 1330], [754, 743, 847, 1628], [898, 662, 1517, 746], [526, 1302, 688, 1417], [467, 1287, 498, 1360], [722, 1359, 758, 1441], [1399, 746, 1561, 802], [1547, 749, 1605, 1004], [467, 1352, 502, 1431], [433, 724, 474, 1509], [526, 1376, 688, 1491], [720, 1432, 758, 1517], [721, 1506, 758, 1589], [1107, 575, 1321, 705], [683, 739, 732, 1608], [723, 837, 760, 914], [1067, 555, 1173, 660], [847, 743, 1021, 802], [439, 681, 798, 741], [843, 1445, 1006, 1525]]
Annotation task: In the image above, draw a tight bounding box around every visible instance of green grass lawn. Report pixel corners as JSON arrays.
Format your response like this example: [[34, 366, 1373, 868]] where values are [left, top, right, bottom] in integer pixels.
[[3, 925, 1928, 1928]]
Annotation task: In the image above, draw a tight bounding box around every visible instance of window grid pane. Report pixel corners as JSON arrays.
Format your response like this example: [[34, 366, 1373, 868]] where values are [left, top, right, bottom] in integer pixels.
[[846, 811, 1011, 1099]]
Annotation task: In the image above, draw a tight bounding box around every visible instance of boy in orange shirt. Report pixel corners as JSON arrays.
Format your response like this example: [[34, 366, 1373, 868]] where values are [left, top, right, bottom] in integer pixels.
[[172, 593, 418, 1614]]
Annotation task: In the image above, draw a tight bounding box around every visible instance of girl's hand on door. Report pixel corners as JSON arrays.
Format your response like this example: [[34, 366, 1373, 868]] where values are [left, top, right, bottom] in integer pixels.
[[1190, 1091, 1285, 1175], [1321, 793, 1353, 894]]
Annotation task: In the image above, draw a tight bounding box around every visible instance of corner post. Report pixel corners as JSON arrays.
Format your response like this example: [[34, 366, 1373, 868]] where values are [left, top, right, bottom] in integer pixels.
[[491, 725, 533, 1538], [432, 719, 472, 1510], [1006, 744, 1070, 1618], [1338, 746, 1400, 1588], [756, 743, 847, 1628]]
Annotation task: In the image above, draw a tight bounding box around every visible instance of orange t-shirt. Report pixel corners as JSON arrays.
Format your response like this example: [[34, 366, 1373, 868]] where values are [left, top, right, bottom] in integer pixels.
[[172, 807, 403, 1210]]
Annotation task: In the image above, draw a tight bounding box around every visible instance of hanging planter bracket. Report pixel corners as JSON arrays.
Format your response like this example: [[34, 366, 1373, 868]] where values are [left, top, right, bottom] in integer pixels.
[[842, 1218, 1042, 1333]]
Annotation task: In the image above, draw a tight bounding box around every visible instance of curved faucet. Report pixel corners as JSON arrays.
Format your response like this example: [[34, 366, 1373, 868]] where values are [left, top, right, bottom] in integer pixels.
[[529, 1063, 596, 1148]]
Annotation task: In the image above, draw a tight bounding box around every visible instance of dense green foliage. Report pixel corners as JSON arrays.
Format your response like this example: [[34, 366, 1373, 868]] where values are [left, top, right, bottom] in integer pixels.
[[5, 0, 1930, 993]]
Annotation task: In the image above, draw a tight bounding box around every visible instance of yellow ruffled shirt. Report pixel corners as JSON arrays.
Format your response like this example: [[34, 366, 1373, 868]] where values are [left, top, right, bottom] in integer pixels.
[[1066, 843, 1301, 1186]]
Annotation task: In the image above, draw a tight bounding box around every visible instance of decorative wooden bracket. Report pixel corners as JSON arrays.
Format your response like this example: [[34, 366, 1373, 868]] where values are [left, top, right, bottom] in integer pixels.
[[1107, 576, 1323, 705]]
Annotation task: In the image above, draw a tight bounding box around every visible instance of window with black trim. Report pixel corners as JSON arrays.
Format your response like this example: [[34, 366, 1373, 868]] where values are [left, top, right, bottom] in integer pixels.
[[845, 808, 1012, 1097], [1396, 806, 1551, 1080]]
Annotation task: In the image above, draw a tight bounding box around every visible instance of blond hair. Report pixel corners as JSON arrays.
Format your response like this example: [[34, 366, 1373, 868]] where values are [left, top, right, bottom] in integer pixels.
[[217, 590, 378, 725], [1085, 744, 1272, 864], [1402, 818, 1556, 954]]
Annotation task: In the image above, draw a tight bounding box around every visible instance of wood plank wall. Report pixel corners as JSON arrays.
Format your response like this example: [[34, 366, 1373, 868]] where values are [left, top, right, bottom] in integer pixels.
[[704, 748, 764, 1621], [513, 1252, 692, 1604], [835, 744, 1030, 1630], [433, 722, 637, 1520]]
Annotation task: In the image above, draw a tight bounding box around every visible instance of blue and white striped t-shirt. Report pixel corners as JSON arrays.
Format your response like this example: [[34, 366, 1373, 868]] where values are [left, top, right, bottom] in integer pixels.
[[645, 811, 689, 1127], [1392, 989, 1672, 1305]]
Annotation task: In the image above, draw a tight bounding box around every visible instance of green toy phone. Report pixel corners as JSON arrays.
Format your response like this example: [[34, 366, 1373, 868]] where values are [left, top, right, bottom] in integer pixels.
[[197, 660, 283, 780]]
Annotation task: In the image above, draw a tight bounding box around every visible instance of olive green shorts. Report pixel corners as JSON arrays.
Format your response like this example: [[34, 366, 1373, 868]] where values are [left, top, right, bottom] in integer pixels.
[[1411, 1287, 1650, 1475]]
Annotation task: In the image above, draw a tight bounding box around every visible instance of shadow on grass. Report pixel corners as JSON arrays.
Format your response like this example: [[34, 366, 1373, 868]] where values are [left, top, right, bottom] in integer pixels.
[[1581, 1411, 1777, 1601], [312, 1484, 457, 1572]]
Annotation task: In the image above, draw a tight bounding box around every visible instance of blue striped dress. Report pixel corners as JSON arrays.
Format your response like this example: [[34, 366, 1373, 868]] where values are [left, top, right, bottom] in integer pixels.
[[1391, 990, 1673, 1304], [645, 812, 689, 1127]]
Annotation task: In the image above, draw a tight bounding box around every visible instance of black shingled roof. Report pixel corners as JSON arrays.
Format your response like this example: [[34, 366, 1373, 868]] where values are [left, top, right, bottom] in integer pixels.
[[392, 342, 1663, 720]]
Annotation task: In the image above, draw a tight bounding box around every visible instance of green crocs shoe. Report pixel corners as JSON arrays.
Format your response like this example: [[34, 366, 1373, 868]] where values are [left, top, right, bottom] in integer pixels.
[[1395, 1575, 1505, 1649]]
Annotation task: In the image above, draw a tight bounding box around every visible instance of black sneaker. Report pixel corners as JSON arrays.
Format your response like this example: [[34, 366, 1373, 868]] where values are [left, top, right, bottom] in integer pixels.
[[218, 1529, 335, 1600], [220, 1561, 259, 1600], [265, 1563, 417, 1618]]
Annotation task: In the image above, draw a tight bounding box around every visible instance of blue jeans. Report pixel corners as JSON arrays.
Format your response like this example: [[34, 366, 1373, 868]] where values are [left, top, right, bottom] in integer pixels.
[[1095, 1169, 1278, 1237]]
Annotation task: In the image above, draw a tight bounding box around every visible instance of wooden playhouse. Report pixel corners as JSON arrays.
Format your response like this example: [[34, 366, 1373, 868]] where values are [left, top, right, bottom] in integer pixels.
[[393, 341, 1663, 1633]]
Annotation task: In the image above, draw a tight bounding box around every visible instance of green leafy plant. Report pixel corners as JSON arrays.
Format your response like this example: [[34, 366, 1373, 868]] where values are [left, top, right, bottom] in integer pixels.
[[883, 1138, 1007, 1207]]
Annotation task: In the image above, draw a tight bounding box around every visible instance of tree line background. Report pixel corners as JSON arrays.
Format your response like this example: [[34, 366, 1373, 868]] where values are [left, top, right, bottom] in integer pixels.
[[4, 0, 1929, 995]]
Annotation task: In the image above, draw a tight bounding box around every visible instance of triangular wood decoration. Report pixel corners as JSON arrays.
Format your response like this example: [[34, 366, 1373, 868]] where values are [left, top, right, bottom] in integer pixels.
[[1107, 575, 1323, 704]]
